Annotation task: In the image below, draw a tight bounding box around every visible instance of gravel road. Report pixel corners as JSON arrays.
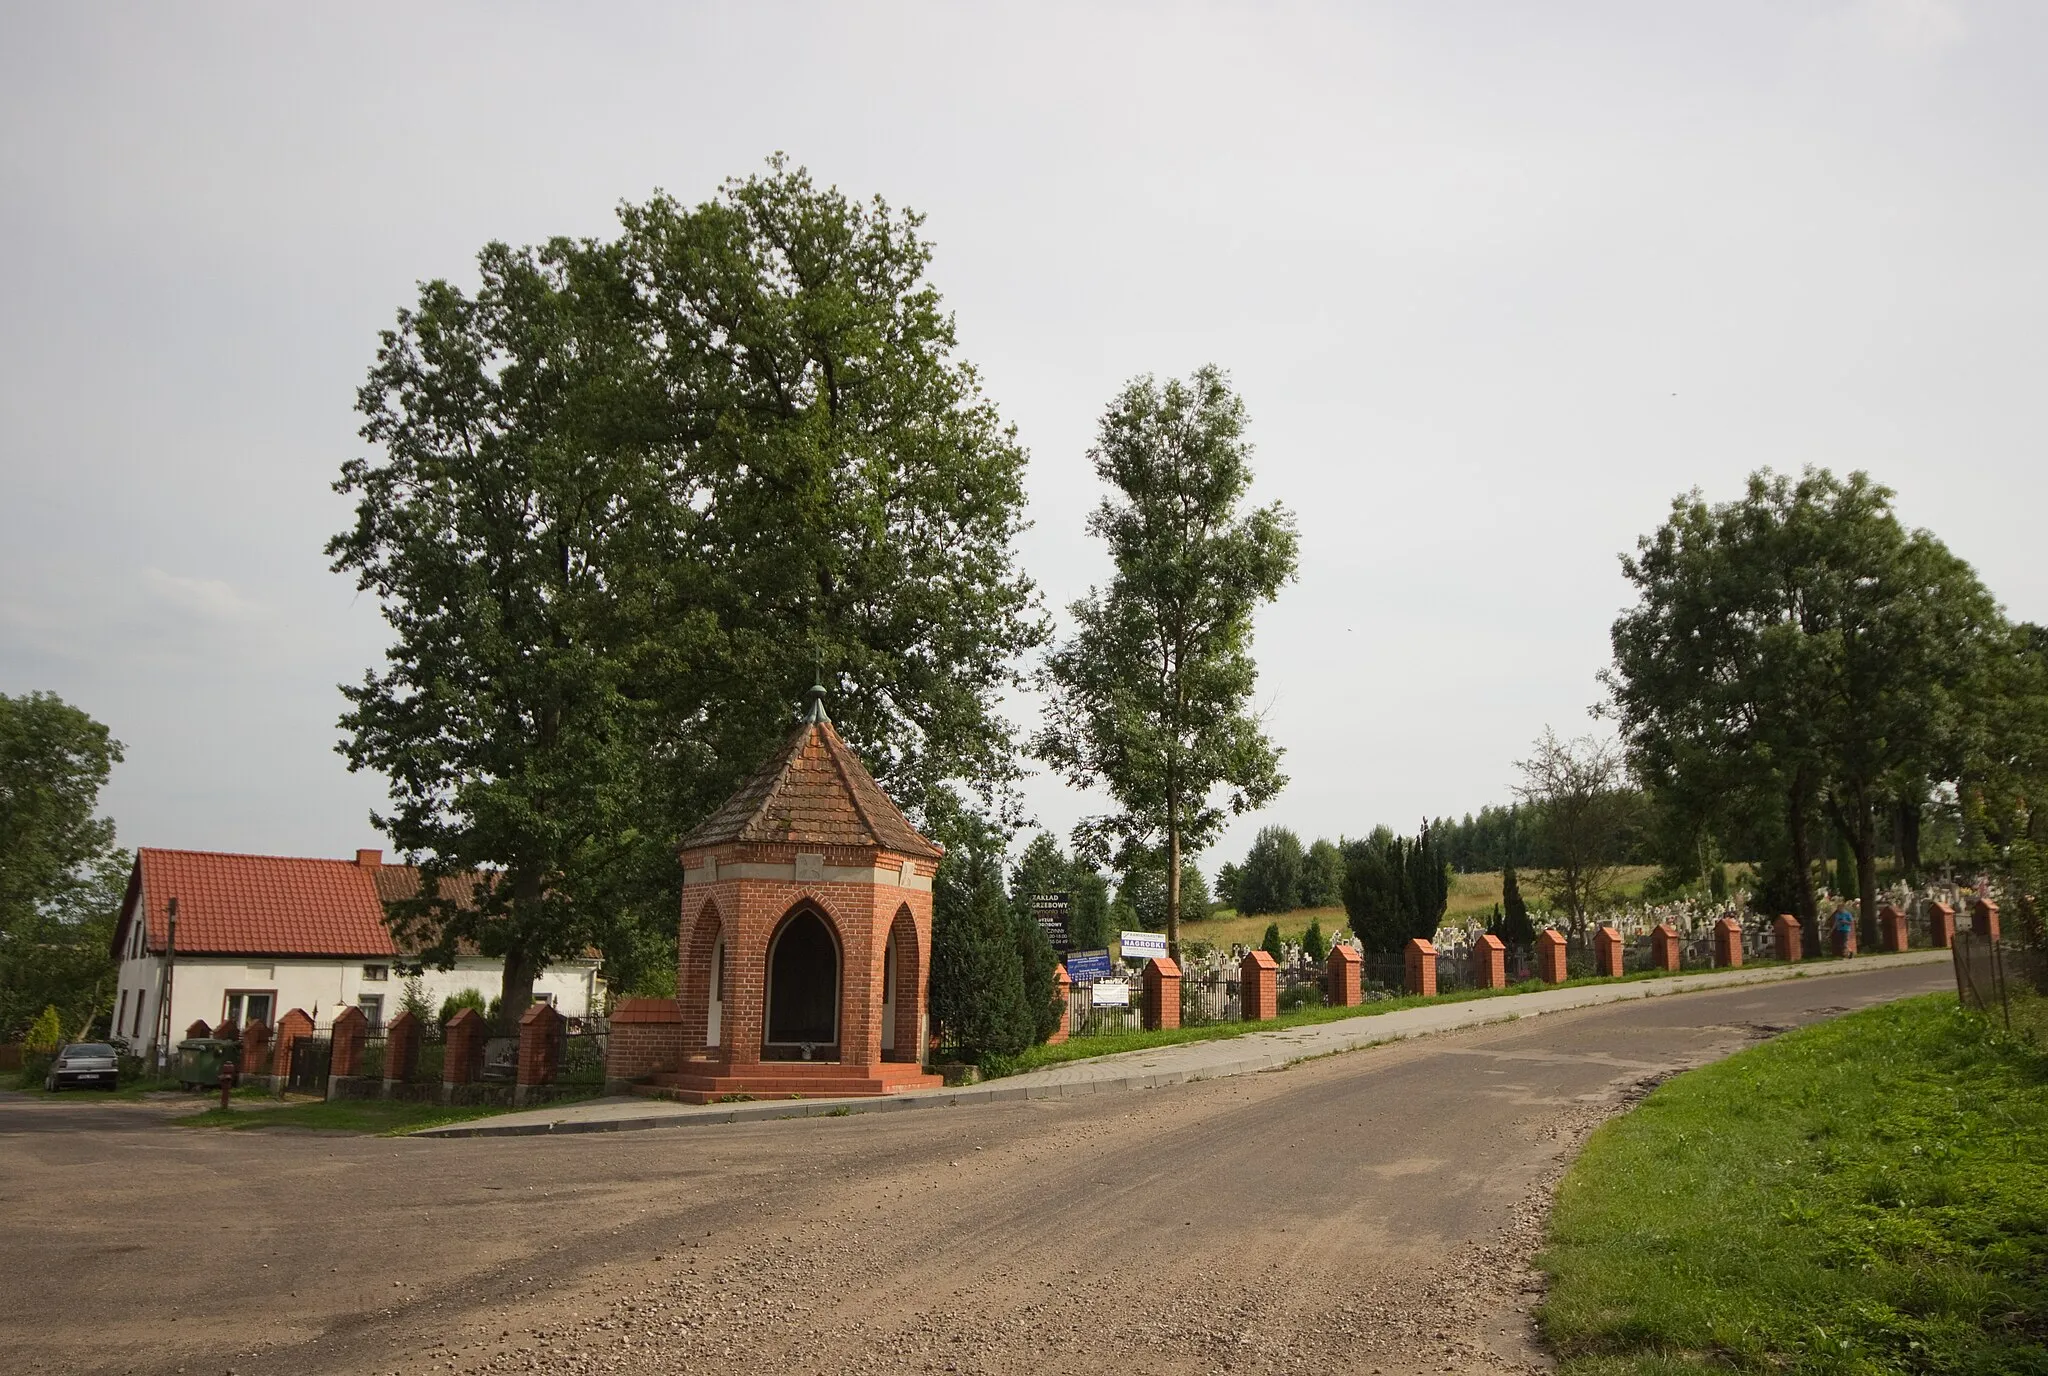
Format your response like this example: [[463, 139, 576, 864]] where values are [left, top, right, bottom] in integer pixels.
[[0, 959, 1948, 1376]]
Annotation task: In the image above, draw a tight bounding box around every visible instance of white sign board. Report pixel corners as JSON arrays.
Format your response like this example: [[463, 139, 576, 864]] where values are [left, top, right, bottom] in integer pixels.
[[1119, 930, 1168, 961], [1092, 978, 1131, 1007]]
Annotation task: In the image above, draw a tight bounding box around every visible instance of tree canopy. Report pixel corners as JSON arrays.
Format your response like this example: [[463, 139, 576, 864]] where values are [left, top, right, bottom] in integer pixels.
[[1607, 468, 2002, 947], [1033, 367, 1298, 958], [333, 159, 1043, 1014], [1341, 826, 1450, 954], [0, 692, 127, 1042]]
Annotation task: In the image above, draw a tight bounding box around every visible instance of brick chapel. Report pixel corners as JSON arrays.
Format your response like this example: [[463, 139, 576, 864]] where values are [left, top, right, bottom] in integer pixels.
[[606, 686, 946, 1102]]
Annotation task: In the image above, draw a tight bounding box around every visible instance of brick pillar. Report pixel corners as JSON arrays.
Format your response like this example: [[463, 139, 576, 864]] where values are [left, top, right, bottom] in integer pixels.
[[1774, 914, 1802, 963], [1535, 929, 1568, 984], [1240, 949, 1279, 1021], [604, 997, 686, 1091], [1712, 915, 1743, 968], [1403, 938, 1437, 997], [240, 1018, 272, 1078], [328, 1005, 368, 1082], [1649, 924, 1680, 971], [1878, 904, 1909, 953], [1471, 934, 1507, 989], [1972, 898, 2001, 941], [1326, 944, 1363, 1006], [384, 1011, 422, 1087], [1927, 901, 1955, 949], [1141, 957, 1181, 1032], [515, 1002, 565, 1106], [1048, 965, 1071, 1045], [185, 1019, 212, 1039], [442, 1008, 486, 1097], [273, 1009, 313, 1092], [1593, 925, 1623, 979]]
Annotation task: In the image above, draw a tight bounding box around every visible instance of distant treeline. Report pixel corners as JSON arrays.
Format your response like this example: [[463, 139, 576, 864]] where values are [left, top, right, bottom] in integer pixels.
[[1423, 797, 1656, 874]]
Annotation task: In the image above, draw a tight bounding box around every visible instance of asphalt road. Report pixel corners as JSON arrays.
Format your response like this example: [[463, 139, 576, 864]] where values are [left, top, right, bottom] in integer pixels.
[[0, 959, 1949, 1376]]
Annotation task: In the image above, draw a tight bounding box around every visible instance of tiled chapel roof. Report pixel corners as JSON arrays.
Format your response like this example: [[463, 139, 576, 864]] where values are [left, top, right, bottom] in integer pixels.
[[679, 690, 944, 860]]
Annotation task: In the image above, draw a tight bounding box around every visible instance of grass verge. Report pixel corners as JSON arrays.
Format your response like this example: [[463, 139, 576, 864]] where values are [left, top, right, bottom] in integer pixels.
[[173, 1097, 563, 1136], [1538, 990, 2048, 1376], [988, 956, 1826, 1077]]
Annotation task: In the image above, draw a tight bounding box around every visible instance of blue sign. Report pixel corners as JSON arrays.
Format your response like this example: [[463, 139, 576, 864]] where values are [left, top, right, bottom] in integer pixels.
[[1064, 948, 1113, 984]]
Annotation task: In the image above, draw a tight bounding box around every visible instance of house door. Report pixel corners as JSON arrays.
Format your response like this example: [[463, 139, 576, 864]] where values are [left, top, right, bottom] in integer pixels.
[[764, 911, 839, 1060], [707, 935, 725, 1049]]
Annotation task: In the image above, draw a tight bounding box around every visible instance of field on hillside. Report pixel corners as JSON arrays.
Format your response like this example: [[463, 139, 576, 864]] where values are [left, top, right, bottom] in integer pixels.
[[1176, 865, 1664, 950]]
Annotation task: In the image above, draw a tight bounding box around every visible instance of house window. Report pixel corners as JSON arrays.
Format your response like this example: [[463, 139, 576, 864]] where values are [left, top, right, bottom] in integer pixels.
[[223, 991, 275, 1029], [362, 964, 389, 982], [118, 990, 129, 1036], [356, 994, 384, 1030]]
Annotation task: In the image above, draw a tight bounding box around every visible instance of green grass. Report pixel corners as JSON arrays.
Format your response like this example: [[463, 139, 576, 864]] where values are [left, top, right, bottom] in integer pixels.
[[990, 956, 1817, 1078], [173, 1098, 537, 1136], [1538, 991, 2048, 1376]]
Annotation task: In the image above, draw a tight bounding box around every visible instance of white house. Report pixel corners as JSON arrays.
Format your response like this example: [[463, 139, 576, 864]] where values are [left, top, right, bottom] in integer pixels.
[[109, 847, 605, 1060]]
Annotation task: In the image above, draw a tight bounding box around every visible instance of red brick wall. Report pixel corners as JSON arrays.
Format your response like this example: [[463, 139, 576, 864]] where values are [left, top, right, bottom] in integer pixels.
[[1142, 957, 1181, 1031], [1972, 899, 2001, 941], [1927, 902, 1955, 949], [1403, 938, 1437, 997], [1650, 924, 1680, 971], [1472, 934, 1506, 989], [1536, 930, 1567, 984], [606, 997, 688, 1084], [1326, 945, 1362, 1005], [1774, 915, 1802, 963], [384, 1012, 422, 1082], [240, 1018, 272, 1076], [442, 1008, 486, 1085], [673, 845, 935, 1072], [1593, 926, 1623, 979], [1048, 966, 1071, 1045], [1240, 950, 1279, 1021], [328, 1006, 368, 1078], [273, 1009, 313, 1085], [1713, 916, 1743, 968], [517, 1002, 564, 1086]]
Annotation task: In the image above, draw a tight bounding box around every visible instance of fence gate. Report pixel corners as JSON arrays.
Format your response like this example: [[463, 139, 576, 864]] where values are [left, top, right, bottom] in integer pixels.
[[287, 1036, 331, 1095]]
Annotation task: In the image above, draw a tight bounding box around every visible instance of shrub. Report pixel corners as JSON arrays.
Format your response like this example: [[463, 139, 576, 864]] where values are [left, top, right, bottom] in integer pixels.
[[24, 1005, 62, 1053], [1302, 918, 1326, 963], [439, 988, 488, 1027], [1278, 982, 1324, 1012], [1261, 922, 1283, 961]]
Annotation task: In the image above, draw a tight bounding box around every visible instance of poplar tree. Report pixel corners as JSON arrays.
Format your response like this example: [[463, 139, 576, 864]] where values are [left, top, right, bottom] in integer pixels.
[[1034, 367, 1298, 959]]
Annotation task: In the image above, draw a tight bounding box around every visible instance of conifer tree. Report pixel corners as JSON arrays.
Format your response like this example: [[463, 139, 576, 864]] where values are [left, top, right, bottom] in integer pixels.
[[1261, 922, 1284, 961]]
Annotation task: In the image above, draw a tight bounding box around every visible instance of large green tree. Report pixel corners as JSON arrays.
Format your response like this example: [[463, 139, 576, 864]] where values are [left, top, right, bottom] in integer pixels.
[[0, 692, 127, 1041], [1236, 825, 1305, 916], [1033, 367, 1298, 958], [334, 160, 1043, 1017], [1340, 825, 1451, 954], [1608, 469, 2001, 950]]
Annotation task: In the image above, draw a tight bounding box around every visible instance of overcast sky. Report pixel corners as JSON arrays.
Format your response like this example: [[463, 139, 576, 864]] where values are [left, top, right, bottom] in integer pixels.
[[4, 1, 2045, 878]]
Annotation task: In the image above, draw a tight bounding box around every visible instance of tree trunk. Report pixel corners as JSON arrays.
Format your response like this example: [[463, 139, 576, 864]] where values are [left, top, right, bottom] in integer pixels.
[[1788, 782, 1819, 954], [1895, 798, 1922, 884], [499, 949, 539, 1033], [1855, 801, 1880, 951], [1165, 820, 1182, 962]]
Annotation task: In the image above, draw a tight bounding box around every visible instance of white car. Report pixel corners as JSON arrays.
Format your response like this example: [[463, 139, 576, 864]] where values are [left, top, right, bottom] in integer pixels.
[[44, 1042, 120, 1091]]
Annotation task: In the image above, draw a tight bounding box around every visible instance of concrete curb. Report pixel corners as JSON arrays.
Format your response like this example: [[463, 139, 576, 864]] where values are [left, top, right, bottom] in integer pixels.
[[412, 950, 1949, 1140]]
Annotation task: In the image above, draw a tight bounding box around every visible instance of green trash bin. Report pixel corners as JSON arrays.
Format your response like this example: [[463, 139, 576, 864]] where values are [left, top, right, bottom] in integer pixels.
[[174, 1038, 241, 1090]]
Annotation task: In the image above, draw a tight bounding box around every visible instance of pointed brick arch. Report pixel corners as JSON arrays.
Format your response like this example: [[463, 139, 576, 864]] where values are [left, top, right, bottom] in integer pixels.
[[764, 903, 843, 1060], [679, 898, 727, 1059], [883, 905, 922, 1062]]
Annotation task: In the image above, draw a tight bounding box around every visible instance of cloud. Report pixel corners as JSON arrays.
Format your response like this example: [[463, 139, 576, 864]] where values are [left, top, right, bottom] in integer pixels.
[[141, 567, 267, 624], [1848, 0, 1967, 54]]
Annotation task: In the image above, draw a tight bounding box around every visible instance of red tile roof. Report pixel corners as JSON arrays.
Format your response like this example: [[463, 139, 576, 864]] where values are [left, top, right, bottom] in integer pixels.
[[112, 849, 500, 959], [679, 715, 943, 859]]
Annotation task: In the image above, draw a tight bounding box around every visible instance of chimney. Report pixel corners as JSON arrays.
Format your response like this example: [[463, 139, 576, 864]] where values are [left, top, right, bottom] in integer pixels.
[[355, 849, 383, 868]]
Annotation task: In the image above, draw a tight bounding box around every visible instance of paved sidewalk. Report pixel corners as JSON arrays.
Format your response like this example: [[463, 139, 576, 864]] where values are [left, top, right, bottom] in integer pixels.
[[416, 949, 1949, 1139]]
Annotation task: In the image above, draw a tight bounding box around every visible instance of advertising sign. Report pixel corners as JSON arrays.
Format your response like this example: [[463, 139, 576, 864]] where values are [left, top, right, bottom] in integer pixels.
[[1092, 978, 1131, 1007], [1064, 948, 1113, 984], [1030, 892, 1072, 951], [1119, 930, 1168, 962]]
